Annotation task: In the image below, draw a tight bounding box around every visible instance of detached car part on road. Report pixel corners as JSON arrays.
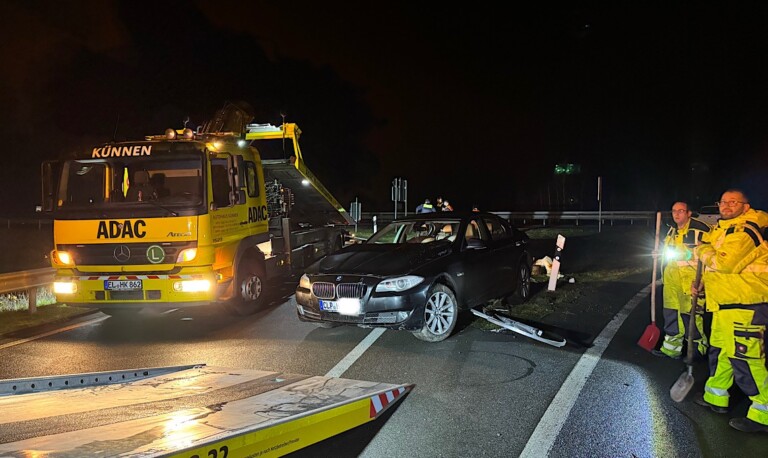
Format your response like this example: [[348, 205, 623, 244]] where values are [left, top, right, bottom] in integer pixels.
[[294, 212, 532, 342]]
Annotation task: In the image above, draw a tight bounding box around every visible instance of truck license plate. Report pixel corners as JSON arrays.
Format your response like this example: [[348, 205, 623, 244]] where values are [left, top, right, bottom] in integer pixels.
[[104, 280, 143, 291], [319, 300, 338, 312]]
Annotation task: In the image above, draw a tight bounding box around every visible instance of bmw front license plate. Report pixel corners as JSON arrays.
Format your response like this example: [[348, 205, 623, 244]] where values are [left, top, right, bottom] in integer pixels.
[[320, 298, 361, 315], [319, 300, 338, 312], [104, 280, 142, 291]]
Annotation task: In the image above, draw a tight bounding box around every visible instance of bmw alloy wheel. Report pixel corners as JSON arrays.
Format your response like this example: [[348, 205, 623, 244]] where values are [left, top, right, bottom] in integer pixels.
[[518, 263, 531, 300], [414, 284, 458, 342]]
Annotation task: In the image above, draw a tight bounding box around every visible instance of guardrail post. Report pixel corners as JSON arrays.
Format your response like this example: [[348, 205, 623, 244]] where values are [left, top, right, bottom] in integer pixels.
[[28, 287, 37, 314]]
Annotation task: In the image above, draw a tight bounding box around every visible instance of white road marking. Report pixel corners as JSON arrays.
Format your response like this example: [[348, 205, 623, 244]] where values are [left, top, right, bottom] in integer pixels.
[[325, 327, 387, 378], [520, 283, 651, 457], [0, 315, 109, 350]]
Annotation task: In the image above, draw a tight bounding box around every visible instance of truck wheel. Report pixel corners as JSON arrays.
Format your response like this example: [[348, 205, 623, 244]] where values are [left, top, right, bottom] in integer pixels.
[[412, 284, 458, 342], [225, 257, 267, 316]]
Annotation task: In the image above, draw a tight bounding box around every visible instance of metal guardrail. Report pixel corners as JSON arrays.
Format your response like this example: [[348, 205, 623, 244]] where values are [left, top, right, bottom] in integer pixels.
[[360, 211, 660, 226], [0, 268, 55, 313], [0, 218, 52, 230]]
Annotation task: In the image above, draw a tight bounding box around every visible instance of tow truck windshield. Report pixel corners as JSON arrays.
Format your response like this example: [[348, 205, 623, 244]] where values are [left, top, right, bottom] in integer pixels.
[[55, 149, 205, 217]]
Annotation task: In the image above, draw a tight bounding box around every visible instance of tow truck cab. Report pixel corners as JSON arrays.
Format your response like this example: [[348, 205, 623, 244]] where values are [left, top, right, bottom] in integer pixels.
[[41, 111, 349, 316]]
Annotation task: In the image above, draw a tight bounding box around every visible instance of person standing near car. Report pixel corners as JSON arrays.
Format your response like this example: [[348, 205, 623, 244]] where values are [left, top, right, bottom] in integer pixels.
[[692, 189, 768, 433], [416, 198, 436, 213], [654, 201, 712, 360]]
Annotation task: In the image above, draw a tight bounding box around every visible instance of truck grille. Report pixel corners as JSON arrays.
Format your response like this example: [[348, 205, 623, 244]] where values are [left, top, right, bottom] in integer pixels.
[[311, 282, 367, 299], [57, 242, 195, 266]]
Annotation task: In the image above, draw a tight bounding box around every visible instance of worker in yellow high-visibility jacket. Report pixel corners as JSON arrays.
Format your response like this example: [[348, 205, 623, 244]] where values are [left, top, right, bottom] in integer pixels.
[[655, 201, 712, 359], [692, 189, 768, 433]]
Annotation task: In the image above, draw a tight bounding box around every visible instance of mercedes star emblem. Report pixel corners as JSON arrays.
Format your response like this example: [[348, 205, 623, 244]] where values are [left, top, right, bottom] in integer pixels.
[[114, 245, 131, 263]]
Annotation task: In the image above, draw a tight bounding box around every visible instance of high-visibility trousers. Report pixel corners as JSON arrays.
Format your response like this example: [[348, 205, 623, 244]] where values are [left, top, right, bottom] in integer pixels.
[[703, 306, 768, 426], [660, 264, 707, 358]]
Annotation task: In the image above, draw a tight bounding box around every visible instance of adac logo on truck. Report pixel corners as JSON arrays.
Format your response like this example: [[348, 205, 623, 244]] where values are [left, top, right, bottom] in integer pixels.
[[91, 145, 152, 158], [248, 205, 269, 224], [97, 220, 147, 239]]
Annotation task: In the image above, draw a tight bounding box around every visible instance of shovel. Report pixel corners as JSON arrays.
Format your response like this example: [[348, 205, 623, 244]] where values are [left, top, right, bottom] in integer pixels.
[[670, 260, 704, 402], [637, 211, 662, 351]]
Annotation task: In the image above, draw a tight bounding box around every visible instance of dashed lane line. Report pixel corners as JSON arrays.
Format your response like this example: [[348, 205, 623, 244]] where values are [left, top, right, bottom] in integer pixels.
[[325, 328, 387, 378]]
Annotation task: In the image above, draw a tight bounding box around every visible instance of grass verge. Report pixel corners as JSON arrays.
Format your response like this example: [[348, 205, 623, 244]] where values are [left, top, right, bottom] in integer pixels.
[[0, 303, 92, 336], [0, 287, 92, 336]]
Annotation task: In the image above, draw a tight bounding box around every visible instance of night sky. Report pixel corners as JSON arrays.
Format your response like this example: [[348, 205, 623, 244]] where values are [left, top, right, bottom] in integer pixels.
[[2, 1, 768, 215]]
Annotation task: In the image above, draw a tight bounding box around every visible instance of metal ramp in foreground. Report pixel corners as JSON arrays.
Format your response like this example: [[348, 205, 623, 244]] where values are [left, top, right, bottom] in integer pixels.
[[0, 364, 413, 457]]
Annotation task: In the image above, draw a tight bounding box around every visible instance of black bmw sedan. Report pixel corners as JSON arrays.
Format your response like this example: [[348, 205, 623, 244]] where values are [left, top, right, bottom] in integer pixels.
[[294, 212, 532, 342]]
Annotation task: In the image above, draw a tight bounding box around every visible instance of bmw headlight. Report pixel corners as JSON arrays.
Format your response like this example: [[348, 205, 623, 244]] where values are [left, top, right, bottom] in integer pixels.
[[375, 275, 424, 292], [299, 274, 311, 290]]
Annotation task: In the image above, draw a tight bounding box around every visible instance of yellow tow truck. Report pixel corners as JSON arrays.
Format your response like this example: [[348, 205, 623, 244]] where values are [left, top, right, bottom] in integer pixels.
[[41, 102, 352, 315]]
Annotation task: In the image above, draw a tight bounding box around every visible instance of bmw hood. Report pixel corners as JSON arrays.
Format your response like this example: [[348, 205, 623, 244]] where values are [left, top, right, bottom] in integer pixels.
[[308, 242, 452, 277]]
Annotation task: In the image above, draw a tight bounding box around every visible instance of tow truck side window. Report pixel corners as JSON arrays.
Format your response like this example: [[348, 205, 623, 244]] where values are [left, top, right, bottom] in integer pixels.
[[59, 162, 107, 207], [211, 158, 232, 208], [245, 162, 259, 198]]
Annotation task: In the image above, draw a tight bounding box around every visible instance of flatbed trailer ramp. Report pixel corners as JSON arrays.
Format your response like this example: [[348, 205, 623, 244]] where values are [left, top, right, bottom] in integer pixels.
[[246, 122, 354, 227], [0, 364, 413, 457]]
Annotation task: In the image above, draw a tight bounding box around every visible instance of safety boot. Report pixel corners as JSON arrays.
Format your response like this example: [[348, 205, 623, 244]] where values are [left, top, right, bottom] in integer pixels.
[[729, 417, 768, 433], [693, 394, 728, 414]]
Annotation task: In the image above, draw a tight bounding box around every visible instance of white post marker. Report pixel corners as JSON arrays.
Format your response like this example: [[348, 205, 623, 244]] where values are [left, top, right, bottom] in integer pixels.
[[597, 176, 602, 233], [547, 234, 566, 291]]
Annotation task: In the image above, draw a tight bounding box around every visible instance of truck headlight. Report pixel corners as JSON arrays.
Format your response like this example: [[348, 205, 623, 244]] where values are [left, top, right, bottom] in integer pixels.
[[53, 281, 77, 294], [176, 248, 197, 263], [375, 275, 424, 292], [299, 274, 311, 289], [173, 280, 211, 293]]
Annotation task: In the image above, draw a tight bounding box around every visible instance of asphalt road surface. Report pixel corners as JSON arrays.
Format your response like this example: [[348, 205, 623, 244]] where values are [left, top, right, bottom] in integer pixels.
[[0, 227, 765, 457]]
